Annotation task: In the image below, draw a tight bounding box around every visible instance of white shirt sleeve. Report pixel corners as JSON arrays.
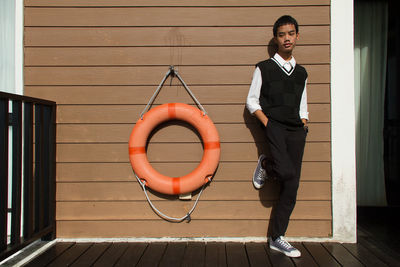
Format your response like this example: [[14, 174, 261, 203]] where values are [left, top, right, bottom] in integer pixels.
[[299, 79, 309, 121], [246, 67, 262, 114]]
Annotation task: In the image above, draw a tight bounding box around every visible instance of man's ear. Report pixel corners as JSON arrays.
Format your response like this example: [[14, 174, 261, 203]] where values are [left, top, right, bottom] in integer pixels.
[[296, 33, 300, 40]]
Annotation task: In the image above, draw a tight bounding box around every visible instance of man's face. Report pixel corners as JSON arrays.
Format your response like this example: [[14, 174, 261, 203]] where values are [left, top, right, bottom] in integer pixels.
[[274, 24, 299, 54]]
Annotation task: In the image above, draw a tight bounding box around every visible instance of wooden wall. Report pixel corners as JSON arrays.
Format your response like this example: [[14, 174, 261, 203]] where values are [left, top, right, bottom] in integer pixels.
[[24, 0, 331, 238]]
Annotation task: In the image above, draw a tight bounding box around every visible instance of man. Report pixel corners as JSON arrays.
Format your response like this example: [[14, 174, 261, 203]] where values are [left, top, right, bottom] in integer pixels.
[[246, 15, 309, 258]]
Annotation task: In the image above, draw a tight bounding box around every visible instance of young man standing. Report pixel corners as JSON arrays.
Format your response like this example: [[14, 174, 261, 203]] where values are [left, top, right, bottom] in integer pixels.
[[246, 15, 309, 258]]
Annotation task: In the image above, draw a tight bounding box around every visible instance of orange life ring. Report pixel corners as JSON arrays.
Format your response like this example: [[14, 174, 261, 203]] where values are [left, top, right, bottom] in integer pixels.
[[128, 103, 220, 195]]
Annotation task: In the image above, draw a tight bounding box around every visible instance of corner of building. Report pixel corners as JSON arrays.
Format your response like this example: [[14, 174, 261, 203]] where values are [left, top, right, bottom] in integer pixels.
[[330, 0, 357, 243]]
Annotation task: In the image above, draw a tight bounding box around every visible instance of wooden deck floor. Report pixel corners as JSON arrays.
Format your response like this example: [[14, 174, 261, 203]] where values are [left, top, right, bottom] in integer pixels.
[[9, 207, 400, 266], [20, 228, 400, 267]]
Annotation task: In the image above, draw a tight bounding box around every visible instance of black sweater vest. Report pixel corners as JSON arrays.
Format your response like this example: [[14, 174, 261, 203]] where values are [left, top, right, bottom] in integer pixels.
[[257, 59, 308, 128]]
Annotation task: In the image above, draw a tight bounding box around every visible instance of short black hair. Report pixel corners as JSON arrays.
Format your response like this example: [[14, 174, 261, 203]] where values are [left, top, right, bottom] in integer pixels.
[[273, 15, 299, 37]]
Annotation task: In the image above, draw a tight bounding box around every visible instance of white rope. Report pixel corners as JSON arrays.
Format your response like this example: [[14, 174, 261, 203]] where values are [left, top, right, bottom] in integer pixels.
[[134, 173, 210, 223], [140, 67, 172, 119], [139, 65, 207, 119], [173, 69, 207, 116]]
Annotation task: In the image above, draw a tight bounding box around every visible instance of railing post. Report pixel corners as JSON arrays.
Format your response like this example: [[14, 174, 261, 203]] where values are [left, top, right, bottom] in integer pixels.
[[23, 102, 34, 239], [34, 105, 44, 233], [41, 106, 51, 235], [43, 104, 57, 240], [0, 98, 9, 251], [11, 101, 23, 245]]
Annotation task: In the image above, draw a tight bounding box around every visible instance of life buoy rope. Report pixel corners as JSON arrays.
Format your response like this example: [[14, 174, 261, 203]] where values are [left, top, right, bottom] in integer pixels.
[[129, 103, 220, 195], [128, 66, 219, 222]]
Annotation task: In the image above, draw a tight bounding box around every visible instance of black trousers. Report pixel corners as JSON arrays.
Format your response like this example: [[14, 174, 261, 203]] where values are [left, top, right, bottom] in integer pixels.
[[264, 120, 307, 239]]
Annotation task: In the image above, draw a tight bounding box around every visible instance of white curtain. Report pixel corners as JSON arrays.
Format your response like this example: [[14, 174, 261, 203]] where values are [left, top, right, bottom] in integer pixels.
[[354, 0, 388, 206], [0, 0, 15, 93]]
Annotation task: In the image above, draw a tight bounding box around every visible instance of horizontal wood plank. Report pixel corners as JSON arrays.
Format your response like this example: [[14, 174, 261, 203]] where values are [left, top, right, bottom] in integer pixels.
[[56, 142, 331, 162], [56, 161, 331, 182], [56, 220, 332, 238], [24, 0, 330, 7], [56, 200, 331, 220], [25, 65, 330, 85], [25, 46, 330, 66], [54, 104, 330, 123], [25, 7, 330, 27], [56, 181, 331, 201], [25, 84, 330, 105], [25, 26, 330, 47], [56, 122, 330, 143]]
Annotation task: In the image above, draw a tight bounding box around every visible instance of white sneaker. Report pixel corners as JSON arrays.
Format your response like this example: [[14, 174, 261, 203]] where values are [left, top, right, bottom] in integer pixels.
[[269, 236, 301, 258], [252, 154, 267, 189]]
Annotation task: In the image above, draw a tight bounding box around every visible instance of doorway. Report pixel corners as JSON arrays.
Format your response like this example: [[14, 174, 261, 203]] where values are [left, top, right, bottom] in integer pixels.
[[354, 0, 400, 207]]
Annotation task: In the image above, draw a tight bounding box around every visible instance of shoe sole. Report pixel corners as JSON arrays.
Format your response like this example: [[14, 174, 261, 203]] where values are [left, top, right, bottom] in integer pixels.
[[252, 172, 264, 189], [269, 245, 301, 258], [252, 182, 263, 189]]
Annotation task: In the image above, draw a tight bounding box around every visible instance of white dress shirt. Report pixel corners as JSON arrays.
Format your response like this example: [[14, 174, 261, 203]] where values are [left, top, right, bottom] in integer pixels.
[[246, 53, 309, 121]]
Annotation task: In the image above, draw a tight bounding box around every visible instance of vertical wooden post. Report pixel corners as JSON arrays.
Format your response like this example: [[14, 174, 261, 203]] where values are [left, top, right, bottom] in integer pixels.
[[11, 101, 22, 245], [34, 104, 44, 232], [23, 102, 34, 239]]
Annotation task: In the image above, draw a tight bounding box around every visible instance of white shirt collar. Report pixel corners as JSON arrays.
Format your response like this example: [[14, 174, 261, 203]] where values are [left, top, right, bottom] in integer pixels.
[[272, 53, 296, 75], [273, 53, 296, 68]]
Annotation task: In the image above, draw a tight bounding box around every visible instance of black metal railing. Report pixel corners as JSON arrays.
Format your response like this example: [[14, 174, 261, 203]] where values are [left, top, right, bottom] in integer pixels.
[[0, 91, 56, 261]]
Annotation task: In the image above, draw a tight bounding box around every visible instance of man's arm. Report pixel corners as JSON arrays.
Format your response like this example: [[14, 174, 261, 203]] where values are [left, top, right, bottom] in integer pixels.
[[246, 67, 269, 126], [299, 79, 309, 126], [246, 67, 262, 113]]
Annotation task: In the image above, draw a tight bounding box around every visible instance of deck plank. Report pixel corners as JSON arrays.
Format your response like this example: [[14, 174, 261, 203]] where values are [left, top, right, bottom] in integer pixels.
[[225, 242, 249, 267], [114, 243, 147, 267], [70, 243, 110, 267], [342, 243, 389, 267], [24, 242, 74, 267], [303, 242, 340, 267], [290, 242, 318, 267], [245, 242, 272, 267], [322, 243, 364, 267], [136, 242, 167, 267], [204, 242, 227, 267], [159, 242, 186, 267], [46, 243, 91, 267], [265, 243, 294, 267], [92, 243, 129, 267], [181, 242, 206, 267], [357, 235, 400, 267]]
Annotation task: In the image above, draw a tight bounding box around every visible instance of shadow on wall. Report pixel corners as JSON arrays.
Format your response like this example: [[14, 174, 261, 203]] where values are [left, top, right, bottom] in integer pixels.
[[243, 107, 278, 236], [243, 37, 281, 236], [268, 38, 278, 58]]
